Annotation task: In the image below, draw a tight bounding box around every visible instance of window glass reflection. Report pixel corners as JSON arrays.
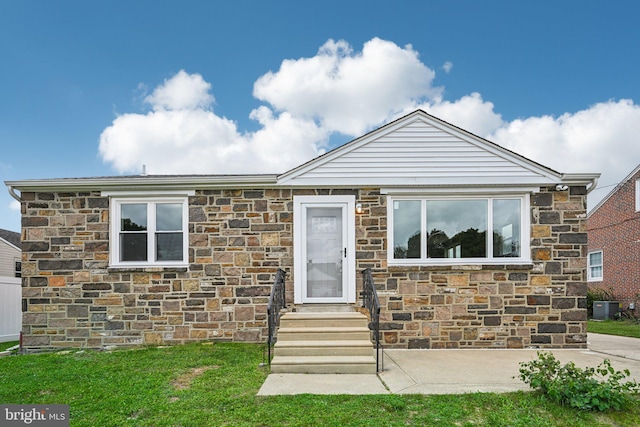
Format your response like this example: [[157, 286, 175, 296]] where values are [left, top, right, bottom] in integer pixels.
[[426, 200, 487, 258], [121, 204, 147, 231], [156, 203, 182, 231], [493, 199, 521, 257], [393, 200, 421, 259]]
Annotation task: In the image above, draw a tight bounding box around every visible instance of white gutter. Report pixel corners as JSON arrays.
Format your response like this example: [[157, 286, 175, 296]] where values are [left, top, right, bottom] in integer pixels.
[[587, 176, 599, 194], [7, 185, 20, 202], [5, 175, 280, 193], [560, 173, 601, 194], [7, 171, 601, 195]]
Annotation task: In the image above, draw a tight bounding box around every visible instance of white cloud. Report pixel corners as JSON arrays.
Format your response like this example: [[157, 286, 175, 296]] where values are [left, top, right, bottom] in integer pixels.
[[490, 99, 640, 173], [99, 39, 442, 174], [418, 92, 504, 137], [98, 38, 639, 211], [99, 71, 326, 174], [9, 200, 20, 211], [100, 109, 244, 174], [145, 70, 214, 111], [253, 38, 441, 135], [442, 61, 453, 73], [488, 99, 640, 207], [248, 107, 328, 167]]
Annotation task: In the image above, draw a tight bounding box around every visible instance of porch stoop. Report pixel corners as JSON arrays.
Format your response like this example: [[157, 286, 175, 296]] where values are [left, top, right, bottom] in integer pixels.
[[270, 309, 377, 374]]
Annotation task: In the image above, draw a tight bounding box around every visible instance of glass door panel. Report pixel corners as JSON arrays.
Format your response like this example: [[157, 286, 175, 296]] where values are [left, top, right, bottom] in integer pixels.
[[305, 207, 344, 299]]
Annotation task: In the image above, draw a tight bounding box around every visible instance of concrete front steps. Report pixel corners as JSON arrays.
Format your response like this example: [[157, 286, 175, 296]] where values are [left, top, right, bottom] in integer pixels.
[[270, 308, 376, 374]]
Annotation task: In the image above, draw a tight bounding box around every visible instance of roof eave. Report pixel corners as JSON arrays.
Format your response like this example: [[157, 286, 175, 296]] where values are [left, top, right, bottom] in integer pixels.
[[560, 173, 601, 192], [5, 175, 280, 194], [0, 236, 20, 251], [588, 163, 640, 216]]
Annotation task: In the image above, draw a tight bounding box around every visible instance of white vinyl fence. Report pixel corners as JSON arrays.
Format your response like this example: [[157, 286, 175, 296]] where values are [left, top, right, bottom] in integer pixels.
[[0, 276, 21, 343]]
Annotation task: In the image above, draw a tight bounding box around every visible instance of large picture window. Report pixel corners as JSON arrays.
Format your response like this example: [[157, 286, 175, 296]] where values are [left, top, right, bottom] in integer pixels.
[[389, 195, 529, 265], [110, 197, 189, 267]]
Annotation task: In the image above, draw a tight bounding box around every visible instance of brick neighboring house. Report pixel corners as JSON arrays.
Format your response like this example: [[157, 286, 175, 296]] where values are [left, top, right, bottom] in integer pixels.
[[587, 164, 640, 311], [5, 110, 600, 352]]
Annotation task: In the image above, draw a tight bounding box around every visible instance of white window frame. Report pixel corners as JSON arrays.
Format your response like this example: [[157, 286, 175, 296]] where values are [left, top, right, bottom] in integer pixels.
[[588, 250, 603, 282], [387, 193, 531, 266], [293, 195, 356, 304], [14, 258, 21, 278], [106, 192, 192, 268], [636, 179, 640, 212]]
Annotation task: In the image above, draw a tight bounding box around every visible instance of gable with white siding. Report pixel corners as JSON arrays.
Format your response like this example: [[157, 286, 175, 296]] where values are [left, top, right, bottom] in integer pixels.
[[0, 235, 20, 278], [278, 110, 561, 187]]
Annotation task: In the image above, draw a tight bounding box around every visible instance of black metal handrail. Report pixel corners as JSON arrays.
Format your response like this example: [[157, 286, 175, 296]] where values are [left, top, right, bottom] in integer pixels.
[[266, 268, 287, 365], [361, 268, 382, 372]]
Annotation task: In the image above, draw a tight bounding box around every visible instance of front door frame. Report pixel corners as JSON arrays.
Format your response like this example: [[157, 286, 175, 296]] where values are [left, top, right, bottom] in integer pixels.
[[293, 195, 356, 304]]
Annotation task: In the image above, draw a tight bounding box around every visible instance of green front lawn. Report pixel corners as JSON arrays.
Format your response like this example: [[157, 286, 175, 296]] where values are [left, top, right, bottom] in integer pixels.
[[0, 343, 638, 426], [0, 341, 19, 352], [588, 319, 640, 338]]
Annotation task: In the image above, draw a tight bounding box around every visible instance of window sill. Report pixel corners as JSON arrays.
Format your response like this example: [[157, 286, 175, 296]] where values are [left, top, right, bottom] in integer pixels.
[[388, 263, 534, 272], [108, 265, 189, 273]]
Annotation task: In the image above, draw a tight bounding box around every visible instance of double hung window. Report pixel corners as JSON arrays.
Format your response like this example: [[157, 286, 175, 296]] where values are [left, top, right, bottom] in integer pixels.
[[587, 251, 603, 281], [389, 195, 530, 265], [109, 196, 189, 267]]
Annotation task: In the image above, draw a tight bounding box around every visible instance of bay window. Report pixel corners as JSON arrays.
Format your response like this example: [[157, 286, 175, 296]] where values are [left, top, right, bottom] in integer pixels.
[[389, 195, 530, 265]]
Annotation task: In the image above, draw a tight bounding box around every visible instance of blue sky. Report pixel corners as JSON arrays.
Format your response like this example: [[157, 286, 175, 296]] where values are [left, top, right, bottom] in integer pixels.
[[2, 1, 640, 232]]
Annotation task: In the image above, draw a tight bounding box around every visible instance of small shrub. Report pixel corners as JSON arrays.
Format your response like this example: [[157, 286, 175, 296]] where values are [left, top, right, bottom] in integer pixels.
[[518, 351, 640, 411]]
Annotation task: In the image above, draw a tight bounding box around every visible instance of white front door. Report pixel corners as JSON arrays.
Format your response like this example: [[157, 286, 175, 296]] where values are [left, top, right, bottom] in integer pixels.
[[294, 195, 356, 304]]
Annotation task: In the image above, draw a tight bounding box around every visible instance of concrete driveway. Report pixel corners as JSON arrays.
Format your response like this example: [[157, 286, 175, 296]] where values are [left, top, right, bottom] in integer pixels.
[[257, 333, 640, 395]]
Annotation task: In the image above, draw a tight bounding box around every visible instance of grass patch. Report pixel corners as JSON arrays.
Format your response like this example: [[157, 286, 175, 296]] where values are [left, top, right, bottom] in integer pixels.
[[0, 343, 638, 426], [0, 341, 19, 352], [588, 319, 640, 338]]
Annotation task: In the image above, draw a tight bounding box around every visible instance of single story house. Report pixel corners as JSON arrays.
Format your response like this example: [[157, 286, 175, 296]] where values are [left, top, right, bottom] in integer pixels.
[[587, 163, 640, 311], [6, 110, 599, 352]]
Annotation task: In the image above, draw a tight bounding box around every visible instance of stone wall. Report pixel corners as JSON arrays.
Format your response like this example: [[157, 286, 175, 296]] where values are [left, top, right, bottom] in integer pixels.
[[20, 189, 297, 350], [19, 185, 589, 351]]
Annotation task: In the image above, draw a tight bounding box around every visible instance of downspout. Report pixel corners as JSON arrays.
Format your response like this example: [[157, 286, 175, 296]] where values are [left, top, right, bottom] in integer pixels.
[[586, 177, 598, 194], [7, 185, 21, 202]]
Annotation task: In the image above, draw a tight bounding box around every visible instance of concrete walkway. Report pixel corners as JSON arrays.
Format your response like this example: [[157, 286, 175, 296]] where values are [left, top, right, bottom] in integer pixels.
[[257, 333, 640, 395]]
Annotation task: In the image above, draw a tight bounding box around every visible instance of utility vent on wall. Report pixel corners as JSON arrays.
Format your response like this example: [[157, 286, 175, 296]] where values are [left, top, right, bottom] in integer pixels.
[[592, 301, 622, 320]]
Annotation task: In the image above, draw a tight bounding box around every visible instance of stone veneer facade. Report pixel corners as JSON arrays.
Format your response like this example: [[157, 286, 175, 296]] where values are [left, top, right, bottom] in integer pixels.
[[19, 185, 589, 351]]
